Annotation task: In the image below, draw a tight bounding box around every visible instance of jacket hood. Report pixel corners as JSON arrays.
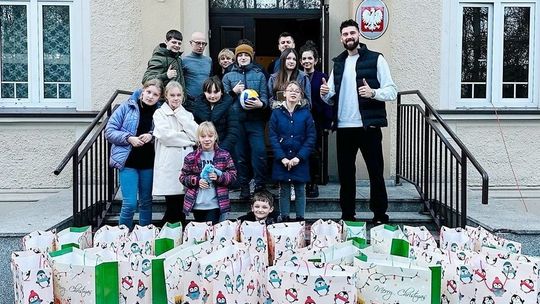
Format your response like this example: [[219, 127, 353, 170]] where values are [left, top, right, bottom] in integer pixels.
[[128, 89, 142, 104], [153, 43, 182, 57]]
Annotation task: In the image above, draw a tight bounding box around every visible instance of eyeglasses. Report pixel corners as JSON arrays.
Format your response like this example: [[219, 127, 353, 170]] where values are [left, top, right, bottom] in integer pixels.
[[191, 40, 208, 46]]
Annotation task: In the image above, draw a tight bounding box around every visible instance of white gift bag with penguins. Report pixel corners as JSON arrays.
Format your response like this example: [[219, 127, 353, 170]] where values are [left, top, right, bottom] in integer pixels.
[[440, 226, 474, 252], [403, 225, 438, 251], [341, 220, 367, 240], [118, 224, 159, 258], [310, 219, 342, 249], [369, 224, 409, 254], [11, 250, 54, 304], [267, 222, 306, 265], [22, 230, 58, 253], [266, 262, 357, 304], [57, 226, 92, 250], [211, 220, 240, 245], [93, 224, 129, 251], [183, 221, 213, 244], [240, 220, 270, 269], [465, 225, 522, 254]]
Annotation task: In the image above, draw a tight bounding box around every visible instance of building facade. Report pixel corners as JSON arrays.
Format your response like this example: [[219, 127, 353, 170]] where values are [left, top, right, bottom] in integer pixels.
[[1, 0, 538, 189]]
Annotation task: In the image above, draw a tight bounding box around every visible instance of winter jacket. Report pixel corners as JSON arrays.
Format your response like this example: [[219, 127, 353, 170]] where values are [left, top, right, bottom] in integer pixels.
[[105, 90, 147, 169], [180, 147, 237, 214], [268, 70, 312, 106], [237, 210, 278, 225], [222, 63, 269, 122], [186, 94, 239, 153], [142, 43, 185, 88], [152, 102, 198, 195], [269, 99, 316, 183], [308, 70, 333, 130]]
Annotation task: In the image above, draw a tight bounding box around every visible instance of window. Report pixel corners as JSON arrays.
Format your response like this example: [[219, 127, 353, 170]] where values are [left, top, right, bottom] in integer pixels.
[[443, 1, 538, 108], [0, 1, 85, 108]]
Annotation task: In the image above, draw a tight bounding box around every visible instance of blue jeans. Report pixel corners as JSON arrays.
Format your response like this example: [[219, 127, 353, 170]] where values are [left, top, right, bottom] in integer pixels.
[[236, 120, 268, 188], [279, 182, 306, 219], [119, 167, 153, 228]]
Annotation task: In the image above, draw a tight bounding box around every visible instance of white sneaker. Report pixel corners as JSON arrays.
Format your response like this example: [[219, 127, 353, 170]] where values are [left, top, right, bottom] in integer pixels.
[[290, 185, 295, 201]]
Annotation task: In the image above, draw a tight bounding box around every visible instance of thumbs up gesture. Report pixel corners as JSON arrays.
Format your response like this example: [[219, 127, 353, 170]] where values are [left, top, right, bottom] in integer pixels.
[[358, 78, 374, 98], [167, 64, 177, 79], [320, 77, 329, 96]]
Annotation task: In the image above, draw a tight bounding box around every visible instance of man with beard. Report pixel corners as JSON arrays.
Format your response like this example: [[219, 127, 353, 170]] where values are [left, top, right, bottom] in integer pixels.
[[320, 19, 397, 224]]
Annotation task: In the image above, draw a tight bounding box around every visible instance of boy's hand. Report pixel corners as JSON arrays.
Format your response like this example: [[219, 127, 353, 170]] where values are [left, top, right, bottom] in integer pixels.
[[244, 97, 263, 109], [167, 64, 177, 79], [233, 80, 245, 94]]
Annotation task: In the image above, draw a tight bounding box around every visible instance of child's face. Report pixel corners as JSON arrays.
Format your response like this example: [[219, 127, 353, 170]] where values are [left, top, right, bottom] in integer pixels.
[[219, 56, 233, 69], [166, 38, 182, 53], [166, 87, 183, 110], [204, 84, 223, 104], [301, 50, 317, 71], [141, 85, 161, 106], [284, 52, 298, 71], [284, 84, 302, 103], [199, 131, 216, 151], [237, 53, 251, 66], [252, 200, 273, 221]]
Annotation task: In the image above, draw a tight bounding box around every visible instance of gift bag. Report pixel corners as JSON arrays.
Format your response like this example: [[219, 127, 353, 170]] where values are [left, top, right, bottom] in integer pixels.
[[354, 254, 441, 304], [183, 221, 213, 244], [119, 224, 160, 257], [11, 251, 54, 304], [240, 220, 269, 269], [267, 222, 305, 265], [155, 222, 183, 255], [49, 247, 119, 304], [439, 226, 473, 252], [22, 230, 57, 253], [211, 220, 240, 245], [403, 225, 438, 251], [313, 239, 367, 266], [342, 220, 367, 240], [466, 225, 522, 254], [118, 252, 153, 304], [93, 225, 129, 250], [309, 219, 342, 249], [370, 224, 410, 256], [266, 262, 357, 304], [57, 226, 92, 250], [160, 241, 217, 303]]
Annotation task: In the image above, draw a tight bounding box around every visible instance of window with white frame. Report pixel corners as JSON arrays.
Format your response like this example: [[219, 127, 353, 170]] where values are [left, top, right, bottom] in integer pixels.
[[448, 1, 538, 108], [0, 1, 84, 108]]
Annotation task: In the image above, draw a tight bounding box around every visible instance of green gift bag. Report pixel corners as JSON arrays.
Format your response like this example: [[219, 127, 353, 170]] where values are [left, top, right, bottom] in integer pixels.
[[155, 222, 183, 256], [49, 247, 119, 304]]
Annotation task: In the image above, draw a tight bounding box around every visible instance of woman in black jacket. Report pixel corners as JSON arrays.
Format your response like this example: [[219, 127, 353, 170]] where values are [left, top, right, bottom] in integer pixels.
[[185, 76, 239, 153]]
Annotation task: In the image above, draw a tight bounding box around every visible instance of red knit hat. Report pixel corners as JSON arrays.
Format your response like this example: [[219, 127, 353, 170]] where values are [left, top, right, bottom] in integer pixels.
[[29, 290, 39, 300]]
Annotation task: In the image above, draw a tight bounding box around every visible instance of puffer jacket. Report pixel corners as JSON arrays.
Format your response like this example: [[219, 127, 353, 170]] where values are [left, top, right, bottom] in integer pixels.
[[186, 93, 239, 153], [142, 43, 185, 87], [268, 70, 312, 106], [105, 89, 147, 169], [268, 99, 316, 183], [180, 147, 237, 214], [222, 63, 268, 121]]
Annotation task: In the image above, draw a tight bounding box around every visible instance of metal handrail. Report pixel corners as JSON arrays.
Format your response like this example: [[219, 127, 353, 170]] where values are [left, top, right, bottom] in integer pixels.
[[396, 90, 489, 227], [54, 89, 133, 227]]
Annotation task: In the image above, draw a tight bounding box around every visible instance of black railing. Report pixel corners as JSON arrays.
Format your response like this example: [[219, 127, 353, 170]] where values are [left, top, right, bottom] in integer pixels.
[[54, 90, 132, 227], [396, 91, 489, 228]]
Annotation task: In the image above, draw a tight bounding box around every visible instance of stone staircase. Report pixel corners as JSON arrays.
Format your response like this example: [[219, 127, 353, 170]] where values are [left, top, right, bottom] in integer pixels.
[[103, 181, 436, 231]]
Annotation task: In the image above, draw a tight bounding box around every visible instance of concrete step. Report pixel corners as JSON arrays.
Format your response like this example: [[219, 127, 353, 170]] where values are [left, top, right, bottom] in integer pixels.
[[109, 198, 425, 213]]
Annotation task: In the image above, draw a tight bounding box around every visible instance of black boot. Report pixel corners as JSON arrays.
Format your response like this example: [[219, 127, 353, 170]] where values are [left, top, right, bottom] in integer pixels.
[[306, 183, 319, 198]]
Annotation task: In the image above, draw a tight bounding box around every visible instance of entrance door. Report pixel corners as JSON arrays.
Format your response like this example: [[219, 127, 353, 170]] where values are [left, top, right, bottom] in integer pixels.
[[209, 4, 329, 184]]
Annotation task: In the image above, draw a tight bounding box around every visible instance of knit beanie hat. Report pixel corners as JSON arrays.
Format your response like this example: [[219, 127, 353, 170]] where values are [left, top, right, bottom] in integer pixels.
[[235, 44, 254, 59]]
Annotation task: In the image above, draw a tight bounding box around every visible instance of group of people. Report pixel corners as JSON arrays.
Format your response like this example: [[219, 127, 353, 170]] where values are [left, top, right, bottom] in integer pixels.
[[105, 19, 397, 229]]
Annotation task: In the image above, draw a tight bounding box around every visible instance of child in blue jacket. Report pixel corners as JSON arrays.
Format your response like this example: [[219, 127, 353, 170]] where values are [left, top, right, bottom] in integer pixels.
[[268, 81, 316, 222]]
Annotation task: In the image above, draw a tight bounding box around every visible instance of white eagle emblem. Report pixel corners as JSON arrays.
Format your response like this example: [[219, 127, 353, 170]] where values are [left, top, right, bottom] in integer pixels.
[[362, 7, 383, 31]]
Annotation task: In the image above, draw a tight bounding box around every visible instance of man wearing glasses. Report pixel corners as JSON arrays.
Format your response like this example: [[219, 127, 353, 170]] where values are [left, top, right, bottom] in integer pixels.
[[182, 31, 213, 103]]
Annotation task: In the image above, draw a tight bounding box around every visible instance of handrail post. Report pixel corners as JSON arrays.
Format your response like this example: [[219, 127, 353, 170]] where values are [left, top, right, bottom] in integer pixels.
[[461, 153, 468, 227], [72, 153, 79, 226], [423, 107, 431, 203], [395, 94, 402, 185], [106, 105, 114, 203]]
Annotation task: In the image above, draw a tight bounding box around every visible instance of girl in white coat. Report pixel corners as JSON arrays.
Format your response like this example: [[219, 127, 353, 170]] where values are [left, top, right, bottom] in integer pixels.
[[153, 81, 199, 226]]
